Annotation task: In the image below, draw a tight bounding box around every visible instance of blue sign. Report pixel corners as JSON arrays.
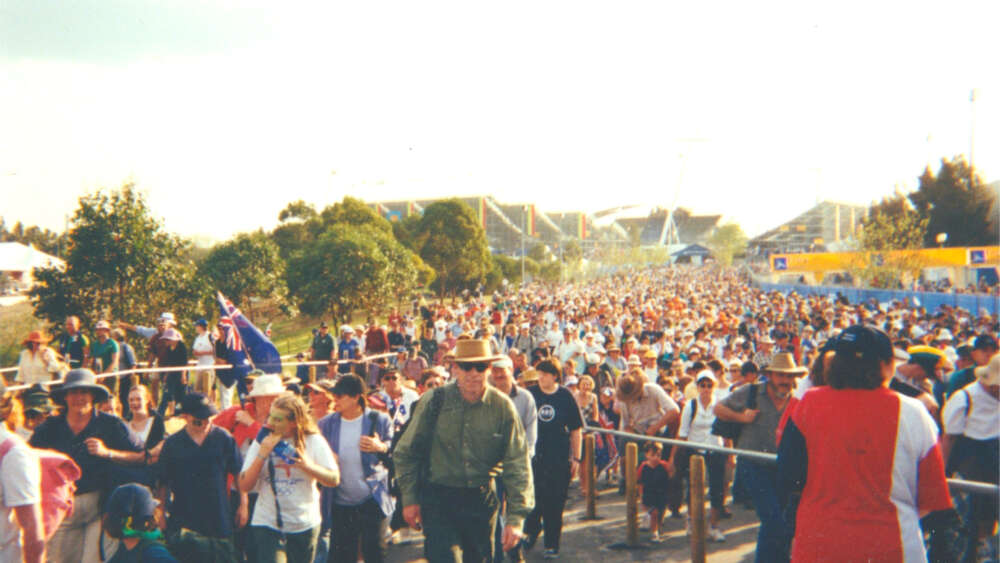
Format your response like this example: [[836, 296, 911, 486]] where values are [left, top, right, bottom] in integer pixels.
[[970, 249, 986, 264], [773, 257, 788, 271]]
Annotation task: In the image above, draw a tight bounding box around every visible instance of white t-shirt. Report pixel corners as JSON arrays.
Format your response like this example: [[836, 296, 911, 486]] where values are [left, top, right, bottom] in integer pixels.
[[942, 381, 1000, 441], [242, 433, 338, 533], [192, 333, 216, 368], [677, 396, 724, 447], [334, 416, 370, 506], [0, 427, 40, 562]]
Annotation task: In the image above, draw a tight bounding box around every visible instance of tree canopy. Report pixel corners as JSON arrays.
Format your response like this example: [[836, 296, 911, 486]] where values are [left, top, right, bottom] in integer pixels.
[[908, 156, 997, 247], [706, 223, 748, 266], [411, 199, 492, 296], [198, 232, 289, 320], [30, 183, 206, 330]]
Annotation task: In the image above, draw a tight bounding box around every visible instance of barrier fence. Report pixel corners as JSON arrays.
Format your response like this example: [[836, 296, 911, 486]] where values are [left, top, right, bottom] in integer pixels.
[[753, 281, 1000, 316]]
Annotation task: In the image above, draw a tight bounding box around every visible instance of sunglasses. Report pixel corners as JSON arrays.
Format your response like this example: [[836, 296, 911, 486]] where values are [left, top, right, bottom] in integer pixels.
[[698, 382, 714, 388], [457, 361, 490, 372], [383, 376, 398, 381]]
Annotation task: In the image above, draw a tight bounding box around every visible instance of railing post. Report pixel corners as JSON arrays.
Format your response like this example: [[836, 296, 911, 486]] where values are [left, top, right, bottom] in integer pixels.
[[689, 454, 707, 563], [625, 442, 639, 546], [584, 434, 597, 519]]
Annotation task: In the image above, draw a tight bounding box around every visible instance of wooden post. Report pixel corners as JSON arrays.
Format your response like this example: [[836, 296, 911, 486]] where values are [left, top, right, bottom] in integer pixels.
[[584, 434, 597, 519], [689, 454, 707, 563], [625, 442, 639, 547]]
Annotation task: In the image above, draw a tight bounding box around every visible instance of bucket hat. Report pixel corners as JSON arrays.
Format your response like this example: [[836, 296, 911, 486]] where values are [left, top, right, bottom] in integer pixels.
[[51, 368, 110, 402]]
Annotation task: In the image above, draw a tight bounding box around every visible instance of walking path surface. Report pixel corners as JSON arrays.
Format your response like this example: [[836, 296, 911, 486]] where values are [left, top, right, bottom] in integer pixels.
[[387, 480, 761, 562]]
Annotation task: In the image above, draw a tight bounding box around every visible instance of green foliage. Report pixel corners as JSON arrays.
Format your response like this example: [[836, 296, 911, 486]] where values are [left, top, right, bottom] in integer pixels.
[[0, 218, 67, 256], [561, 240, 583, 265], [528, 243, 550, 263], [391, 215, 422, 252], [319, 197, 393, 236], [707, 223, 748, 266], [538, 260, 562, 282], [412, 199, 492, 296], [286, 225, 422, 323], [0, 301, 44, 367], [492, 254, 540, 286], [29, 182, 208, 331], [908, 156, 998, 247], [198, 232, 289, 321], [849, 194, 929, 288]]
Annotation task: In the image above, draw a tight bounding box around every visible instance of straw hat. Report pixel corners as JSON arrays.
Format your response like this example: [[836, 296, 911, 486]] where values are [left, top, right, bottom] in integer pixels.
[[22, 330, 51, 346], [451, 339, 502, 363], [616, 371, 645, 402], [519, 369, 540, 384], [765, 352, 808, 375]]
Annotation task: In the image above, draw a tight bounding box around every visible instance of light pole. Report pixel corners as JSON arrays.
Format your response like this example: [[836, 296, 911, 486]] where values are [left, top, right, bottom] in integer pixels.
[[521, 205, 526, 287]]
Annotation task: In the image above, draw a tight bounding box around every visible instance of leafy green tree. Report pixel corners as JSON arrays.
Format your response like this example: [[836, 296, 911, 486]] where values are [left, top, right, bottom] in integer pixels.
[[849, 194, 929, 288], [707, 223, 748, 266], [391, 215, 422, 252], [319, 196, 393, 236], [29, 182, 206, 330], [528, 243, 550, 263], [908, 156, 998, 247], [286, 225, 425, 322], [561, 239, 583, 265], [198, 232, 288, 321], [492, 254, 539, 286], [412, 199, 492, 296], [0, 218, 66, 256]]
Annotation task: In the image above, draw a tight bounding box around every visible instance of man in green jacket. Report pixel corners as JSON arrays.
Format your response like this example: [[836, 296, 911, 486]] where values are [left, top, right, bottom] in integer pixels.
[[394, 339, 534, 563]]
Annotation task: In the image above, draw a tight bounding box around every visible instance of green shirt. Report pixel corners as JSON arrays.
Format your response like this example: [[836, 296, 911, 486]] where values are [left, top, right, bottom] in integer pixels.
[[90, 338, 119, 373], [393, 383, 534, 527]]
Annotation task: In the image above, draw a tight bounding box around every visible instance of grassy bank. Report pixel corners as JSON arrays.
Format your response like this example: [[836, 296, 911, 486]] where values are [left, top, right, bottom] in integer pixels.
[[0, 301, 47, 367]]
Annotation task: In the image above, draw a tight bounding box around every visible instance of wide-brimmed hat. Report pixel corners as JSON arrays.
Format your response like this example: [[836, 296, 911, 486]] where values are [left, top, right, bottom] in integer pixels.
[[305, 380, 335, 395], [626, 354, 642, 367], [246, 374, 286, 398], [177, 392, 218, 419], [975, 354, 1000, 386], [452, 339, 502, 363], [51, 368, 110, 402], [606, 343, 620, 352], [23, 383, 54, 415], [519, 369, 540, 384], [94, 320, 111, 331], [616, 371, 644, 402], [22, 330, 52, 346], [765, 352, 808, 375]]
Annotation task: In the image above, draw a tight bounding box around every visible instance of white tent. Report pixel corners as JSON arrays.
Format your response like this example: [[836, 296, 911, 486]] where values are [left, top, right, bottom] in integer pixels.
[[0, 242, 65, 290]]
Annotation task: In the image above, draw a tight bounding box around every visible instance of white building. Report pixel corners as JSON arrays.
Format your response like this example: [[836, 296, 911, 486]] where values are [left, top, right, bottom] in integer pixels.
[[0, 242, 65, 292]]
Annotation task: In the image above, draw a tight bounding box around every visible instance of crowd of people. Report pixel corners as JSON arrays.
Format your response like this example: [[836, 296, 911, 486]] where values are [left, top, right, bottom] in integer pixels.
[[0, 264, 997, 562]]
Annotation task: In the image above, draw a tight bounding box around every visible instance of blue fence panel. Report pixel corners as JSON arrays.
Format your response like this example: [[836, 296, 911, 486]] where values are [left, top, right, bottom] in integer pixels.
[[755, 283, 1000, 316]]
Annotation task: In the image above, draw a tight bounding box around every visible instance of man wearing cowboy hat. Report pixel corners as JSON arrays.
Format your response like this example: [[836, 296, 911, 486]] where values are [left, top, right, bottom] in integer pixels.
[[31, 368, 145, 563], [714, 352, 806, 563], [394, 339, 533, 562]]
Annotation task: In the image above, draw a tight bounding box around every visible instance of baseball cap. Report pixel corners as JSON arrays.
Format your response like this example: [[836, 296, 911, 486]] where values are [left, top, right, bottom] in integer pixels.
[[492, 356, 514, 369], [831, 325, 893, 362], [330, 374, 366, 396]]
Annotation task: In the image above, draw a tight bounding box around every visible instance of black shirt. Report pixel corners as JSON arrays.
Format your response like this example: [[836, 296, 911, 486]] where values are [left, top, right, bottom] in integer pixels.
[[157, 425, 242, 538], [528, 385, 583, 468], [30, 409, 144, 494]]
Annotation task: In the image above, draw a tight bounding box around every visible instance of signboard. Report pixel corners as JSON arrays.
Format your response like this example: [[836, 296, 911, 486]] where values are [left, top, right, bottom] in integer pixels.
[[773, 257, 788, 271]]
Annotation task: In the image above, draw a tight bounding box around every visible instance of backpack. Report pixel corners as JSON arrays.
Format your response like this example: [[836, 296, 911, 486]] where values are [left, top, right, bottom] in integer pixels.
[[710, 382, 759, 442], [0, 438, 81, 540]]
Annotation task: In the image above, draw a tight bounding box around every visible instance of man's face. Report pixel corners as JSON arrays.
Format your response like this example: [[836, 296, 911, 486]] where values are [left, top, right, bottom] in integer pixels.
[[183, 414, 209, 431], [319, 326, 328, 335], [65, 388, 93, 410], [767, 372, 795, 398], [423, 376, 444, 391], [331, 393, 357, 413], [65, 318, 79, 334], [455, 360, 490, 399], [972, 348, 996, 366], [382, 373, 400, 394], [96, 329, 109, 342], [309, 390, 332, 412], [490, 366, 514, 393]]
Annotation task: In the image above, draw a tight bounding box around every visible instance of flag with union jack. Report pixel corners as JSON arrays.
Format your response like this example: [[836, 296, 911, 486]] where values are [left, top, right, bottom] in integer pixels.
[[216, 291, 282, 385]]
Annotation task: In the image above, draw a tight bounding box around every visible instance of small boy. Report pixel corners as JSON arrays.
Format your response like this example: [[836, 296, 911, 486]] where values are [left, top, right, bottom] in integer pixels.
[[637, 441, 671, 542]]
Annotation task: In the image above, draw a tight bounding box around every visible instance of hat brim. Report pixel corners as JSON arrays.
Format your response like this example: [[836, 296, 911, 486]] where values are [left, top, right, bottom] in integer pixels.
[[453, 353, 504, 363], [51, 382, 110, 403], [178, 405, 219, 419]]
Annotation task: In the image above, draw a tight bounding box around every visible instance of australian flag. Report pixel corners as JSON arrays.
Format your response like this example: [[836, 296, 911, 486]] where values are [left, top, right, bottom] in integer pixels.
[[216, 292, 282, 388]]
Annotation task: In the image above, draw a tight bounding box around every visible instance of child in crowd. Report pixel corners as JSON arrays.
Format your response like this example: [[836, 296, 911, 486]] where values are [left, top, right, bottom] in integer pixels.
[[637, 441, 671, 542]]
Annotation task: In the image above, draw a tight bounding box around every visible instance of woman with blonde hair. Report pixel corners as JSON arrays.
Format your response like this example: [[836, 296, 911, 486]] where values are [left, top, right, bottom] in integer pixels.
[[16, 330, 62, 384], [239, 393, 339, 563]]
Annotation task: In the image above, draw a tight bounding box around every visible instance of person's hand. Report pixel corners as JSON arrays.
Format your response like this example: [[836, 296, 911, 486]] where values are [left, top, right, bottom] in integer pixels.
[[742, 409, 760, 424], [258, 432, 282, 456], [403, 504, 422, 530], [235, 409, 255, 426], [502, 524, 524, 551], [570, 459, 580, 479], [149, 441, 164, 459], [359, 435, 387, 454], [84, 438, 109, 459], [664, 459, 675, 477], [235, 500, 249, 529]]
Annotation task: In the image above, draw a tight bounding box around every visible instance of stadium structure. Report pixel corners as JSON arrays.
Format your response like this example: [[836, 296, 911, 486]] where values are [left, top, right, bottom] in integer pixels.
[[747, 201, 868, 258], [368, 197, 722, 258]]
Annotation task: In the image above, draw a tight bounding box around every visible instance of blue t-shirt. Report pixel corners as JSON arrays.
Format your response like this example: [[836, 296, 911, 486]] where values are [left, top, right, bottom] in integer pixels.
[[337, 339, 359, 374], [157, 426, 242, 538]]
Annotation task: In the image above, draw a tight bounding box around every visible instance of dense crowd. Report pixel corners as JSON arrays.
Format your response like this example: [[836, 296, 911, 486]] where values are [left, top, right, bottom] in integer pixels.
[[1, 265, 998, 562]]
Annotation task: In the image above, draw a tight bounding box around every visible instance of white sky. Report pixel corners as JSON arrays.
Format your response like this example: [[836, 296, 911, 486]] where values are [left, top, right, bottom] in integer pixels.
[[1, 1, 997, 242]]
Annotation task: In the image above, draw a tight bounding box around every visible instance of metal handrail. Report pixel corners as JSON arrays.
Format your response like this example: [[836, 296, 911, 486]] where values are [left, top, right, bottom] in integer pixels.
[[583, 424, 1000, 498]]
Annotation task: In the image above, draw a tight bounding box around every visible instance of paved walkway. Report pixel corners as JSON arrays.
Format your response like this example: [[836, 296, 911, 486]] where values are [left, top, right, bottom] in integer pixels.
[[387, 480, 761, 562]]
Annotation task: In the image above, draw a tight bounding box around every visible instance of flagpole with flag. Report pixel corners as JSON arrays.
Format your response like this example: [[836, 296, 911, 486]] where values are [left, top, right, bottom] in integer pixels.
[[217, 292, 283, 398]]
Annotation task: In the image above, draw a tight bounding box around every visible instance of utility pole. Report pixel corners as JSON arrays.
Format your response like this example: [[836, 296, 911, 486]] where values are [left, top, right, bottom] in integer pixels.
[[521, 205, 526, 287]]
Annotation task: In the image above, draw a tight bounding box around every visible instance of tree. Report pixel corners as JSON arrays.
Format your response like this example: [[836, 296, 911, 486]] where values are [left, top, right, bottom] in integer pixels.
[[706, 223, 748, 266], [412, 199, 492, 296], [849, 193, 929, 288], [528, 243, 551, 263], [286, 225, 427, 322], [198, 232, 289, 321], [561, 239, 583, 265], [908, 156, 998, 247], [29, 182, 206, 330], [0, 218, 66, 256], [318, 197, 393, 236]]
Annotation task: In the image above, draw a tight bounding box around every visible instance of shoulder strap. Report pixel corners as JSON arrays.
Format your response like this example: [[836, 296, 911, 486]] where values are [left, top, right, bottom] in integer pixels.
[[689, 398, 698, 422], [748, 382, 759, 410], [963, 389, 971, 418], [367, 410, 380, 437], [267, 456, 284, 534]]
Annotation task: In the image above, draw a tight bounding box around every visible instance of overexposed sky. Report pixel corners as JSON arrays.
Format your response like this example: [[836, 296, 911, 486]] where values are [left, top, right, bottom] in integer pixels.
[[1, 1, 997, 242]]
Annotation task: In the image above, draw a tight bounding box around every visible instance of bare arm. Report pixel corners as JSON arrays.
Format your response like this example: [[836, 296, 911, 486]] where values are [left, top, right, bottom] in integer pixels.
[[714, 403, 756, 423], [13, 504, 44, 563]]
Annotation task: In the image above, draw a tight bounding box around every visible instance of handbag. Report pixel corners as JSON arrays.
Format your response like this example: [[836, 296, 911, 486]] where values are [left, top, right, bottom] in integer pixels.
[[711, 382, 759, 442]]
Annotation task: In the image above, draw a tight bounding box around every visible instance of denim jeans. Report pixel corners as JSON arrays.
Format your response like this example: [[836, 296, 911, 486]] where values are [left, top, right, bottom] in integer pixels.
[[741, 461, 791, 563], [253, 525, 320, 563], [328, 498, 387, 563]]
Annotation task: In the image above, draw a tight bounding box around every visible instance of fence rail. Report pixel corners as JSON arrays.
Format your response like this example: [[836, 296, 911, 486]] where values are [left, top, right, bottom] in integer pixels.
[[583, 424, 1000, 498]]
